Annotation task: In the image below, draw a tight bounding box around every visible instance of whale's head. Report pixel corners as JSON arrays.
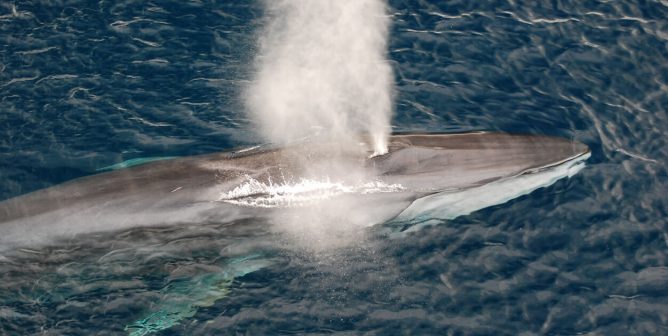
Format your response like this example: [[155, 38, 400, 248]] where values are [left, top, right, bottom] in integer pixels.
[[368, 132, 589, 193]]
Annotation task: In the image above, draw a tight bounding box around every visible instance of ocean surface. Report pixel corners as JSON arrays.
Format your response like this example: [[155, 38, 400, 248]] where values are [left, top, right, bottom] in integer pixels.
[[1, 0, 668, 335]]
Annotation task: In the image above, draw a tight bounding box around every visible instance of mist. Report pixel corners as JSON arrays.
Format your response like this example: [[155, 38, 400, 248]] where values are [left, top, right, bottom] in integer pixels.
[[245, 0, 394, 155]]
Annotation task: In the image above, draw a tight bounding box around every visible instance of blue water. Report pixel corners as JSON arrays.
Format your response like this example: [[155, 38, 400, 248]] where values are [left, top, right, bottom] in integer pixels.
[[1, 0, 667, 335]]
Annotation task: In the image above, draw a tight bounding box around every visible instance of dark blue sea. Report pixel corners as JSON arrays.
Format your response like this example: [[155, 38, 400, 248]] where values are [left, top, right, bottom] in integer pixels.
[[1, 0, 667, 335]]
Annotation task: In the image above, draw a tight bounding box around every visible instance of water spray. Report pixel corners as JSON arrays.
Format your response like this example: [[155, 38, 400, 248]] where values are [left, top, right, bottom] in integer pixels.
[[246, 0, 394, 154]]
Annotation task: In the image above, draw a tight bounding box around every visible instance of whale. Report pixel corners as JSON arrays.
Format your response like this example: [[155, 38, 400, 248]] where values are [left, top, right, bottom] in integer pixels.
[[0, 132, 590, 252], [0, 131, 590, 335]]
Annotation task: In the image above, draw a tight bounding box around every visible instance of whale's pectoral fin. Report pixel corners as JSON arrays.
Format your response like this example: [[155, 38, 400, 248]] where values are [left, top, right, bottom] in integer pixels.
[[124, 254, 271, 336]]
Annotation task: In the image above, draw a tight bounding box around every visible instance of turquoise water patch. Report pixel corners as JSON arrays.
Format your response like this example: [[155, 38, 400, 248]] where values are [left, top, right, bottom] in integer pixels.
[[97, 157, 178, 171], [125, 254, 271, 336]]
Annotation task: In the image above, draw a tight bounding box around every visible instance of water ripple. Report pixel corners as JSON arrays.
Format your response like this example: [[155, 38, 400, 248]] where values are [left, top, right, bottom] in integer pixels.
[[1, 0, 667, 334]]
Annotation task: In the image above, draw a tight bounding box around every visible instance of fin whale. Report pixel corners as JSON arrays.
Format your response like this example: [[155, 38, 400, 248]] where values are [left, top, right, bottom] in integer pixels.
[[0, 132, 589, 251]]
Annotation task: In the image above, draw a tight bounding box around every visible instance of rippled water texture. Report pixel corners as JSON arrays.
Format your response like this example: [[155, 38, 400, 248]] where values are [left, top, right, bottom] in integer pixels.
[[1, 1, 668, 335]]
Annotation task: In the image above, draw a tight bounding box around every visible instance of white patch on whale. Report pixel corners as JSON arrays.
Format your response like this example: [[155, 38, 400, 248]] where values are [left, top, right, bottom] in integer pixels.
[[219, 177, 404, 208]]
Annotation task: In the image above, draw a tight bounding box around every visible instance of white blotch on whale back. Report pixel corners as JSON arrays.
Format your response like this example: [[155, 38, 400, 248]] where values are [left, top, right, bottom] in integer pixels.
[[219, 177, 404, 208]]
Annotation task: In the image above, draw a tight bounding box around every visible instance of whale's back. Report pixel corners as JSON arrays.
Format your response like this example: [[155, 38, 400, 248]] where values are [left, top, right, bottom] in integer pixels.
[[0, 132, 589, 251]]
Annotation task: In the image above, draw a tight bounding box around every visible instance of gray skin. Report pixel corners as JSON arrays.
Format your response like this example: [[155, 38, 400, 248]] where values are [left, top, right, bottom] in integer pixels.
[[0, 132, 589, 251]]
